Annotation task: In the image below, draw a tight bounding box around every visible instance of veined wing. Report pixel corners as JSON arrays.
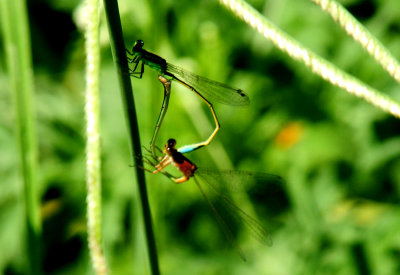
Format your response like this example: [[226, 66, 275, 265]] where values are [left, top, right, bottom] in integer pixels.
[[194, 177, 247, 261], [195, 170, 278, 251], [166, 63, 250, 106], [196, 167, 283, 193]]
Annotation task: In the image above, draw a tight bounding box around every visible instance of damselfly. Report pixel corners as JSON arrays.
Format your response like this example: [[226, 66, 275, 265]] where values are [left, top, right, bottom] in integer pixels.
[[127, 40, 249, 156], [143, 138, 283, 261]]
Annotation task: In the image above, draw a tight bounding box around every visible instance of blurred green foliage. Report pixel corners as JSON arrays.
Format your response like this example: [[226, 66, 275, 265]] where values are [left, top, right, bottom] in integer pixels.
[[1, 0, 400, 274]]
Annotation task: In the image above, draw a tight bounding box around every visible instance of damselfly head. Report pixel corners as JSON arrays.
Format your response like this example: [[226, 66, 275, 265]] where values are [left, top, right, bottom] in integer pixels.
[[167, 138, 176, 149], [162, 138, 176, 155], [132, 40, 144, 52]]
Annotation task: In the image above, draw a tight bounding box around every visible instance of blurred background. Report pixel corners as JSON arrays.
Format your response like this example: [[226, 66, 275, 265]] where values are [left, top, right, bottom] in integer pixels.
[[1, 0, 400, 274]]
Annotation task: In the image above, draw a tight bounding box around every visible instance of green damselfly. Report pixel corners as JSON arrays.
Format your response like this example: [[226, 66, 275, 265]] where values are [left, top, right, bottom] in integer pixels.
[[126, 40, 249, 156]]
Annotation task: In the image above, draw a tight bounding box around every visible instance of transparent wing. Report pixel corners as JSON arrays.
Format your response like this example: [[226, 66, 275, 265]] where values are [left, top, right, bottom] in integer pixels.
[[196, 167, 284, 193], [166, 63, 250, 106], [194, 169, 277, 259], [194, 177, 247, 261]]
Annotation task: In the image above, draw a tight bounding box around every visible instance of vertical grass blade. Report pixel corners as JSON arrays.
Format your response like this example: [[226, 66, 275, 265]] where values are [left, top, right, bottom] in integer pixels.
[[102, 1, 160, 274], [0, 0, 41, 273], [83, 0, 108, 274]]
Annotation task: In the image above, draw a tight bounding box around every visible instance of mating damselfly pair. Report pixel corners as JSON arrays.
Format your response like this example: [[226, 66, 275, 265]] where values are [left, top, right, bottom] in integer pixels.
[[126, 40, 283, 260]]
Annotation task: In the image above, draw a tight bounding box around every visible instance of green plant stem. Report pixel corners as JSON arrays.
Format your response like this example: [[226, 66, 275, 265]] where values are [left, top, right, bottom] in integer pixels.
[[0, 0, 41, 274], [102, 1, 160, 275], [312, 0, 400, 84], [220, 0, 400, 119], [84, 0, 108, 274]]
